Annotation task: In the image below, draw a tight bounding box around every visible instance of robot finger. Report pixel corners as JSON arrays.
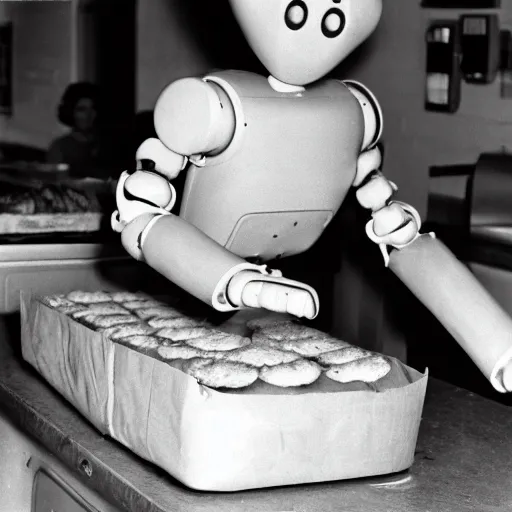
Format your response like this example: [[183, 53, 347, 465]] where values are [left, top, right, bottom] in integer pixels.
[[501, 362, 512, 392], [226, 269, 319, 317], [249, 281, 315, 318], [356, 173, 395, 211], [116, 172, 174, 225], [124, 171, 176, 210], [286, 289, 317, 319], [135, 138, 187, 180], [111, 210, 125, 233], [240, 281, 264, 309], [353, 147, 382, 187], [372, 202, 410, 236], [254, 282, 290, 314], [377, 218, 419, 247]]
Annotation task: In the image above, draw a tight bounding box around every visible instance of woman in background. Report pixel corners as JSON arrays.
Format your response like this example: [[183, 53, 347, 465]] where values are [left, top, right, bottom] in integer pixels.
[[47, 82, 104, 175]]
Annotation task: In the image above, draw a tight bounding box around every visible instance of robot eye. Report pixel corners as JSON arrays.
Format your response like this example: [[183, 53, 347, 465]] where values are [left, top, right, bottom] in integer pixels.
[[321, 8, 345, 38], [285, 0, 308, 31]]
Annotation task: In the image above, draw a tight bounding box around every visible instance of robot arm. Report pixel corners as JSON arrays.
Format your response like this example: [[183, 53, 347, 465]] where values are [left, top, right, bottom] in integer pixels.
[[345, 80, 423, 265], [118, 211, 318, 318], [113, 76, 318, 319], [111, 138, 186, 233], [346, 81, 512, 394], [113, 77, 237, 249]]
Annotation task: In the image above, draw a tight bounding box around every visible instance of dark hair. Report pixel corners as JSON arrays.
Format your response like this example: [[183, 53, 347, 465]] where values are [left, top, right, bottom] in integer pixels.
[[57, 82, 99, 127]]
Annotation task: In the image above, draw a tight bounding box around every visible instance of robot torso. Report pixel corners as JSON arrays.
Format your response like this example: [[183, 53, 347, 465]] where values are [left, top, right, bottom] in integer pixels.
[[179, 70, 364, 262]]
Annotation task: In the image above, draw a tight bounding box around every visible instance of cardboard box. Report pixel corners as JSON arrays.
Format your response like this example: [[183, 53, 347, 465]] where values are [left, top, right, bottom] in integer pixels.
[[20, 293, 428, 492]]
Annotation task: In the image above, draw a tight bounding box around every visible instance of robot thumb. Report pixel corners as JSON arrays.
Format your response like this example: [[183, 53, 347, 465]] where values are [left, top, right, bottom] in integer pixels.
[[136, 138, 187, 179]]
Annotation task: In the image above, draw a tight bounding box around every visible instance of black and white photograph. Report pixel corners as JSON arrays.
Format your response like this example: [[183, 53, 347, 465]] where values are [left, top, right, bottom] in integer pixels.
[[0, 1, 511, 511]]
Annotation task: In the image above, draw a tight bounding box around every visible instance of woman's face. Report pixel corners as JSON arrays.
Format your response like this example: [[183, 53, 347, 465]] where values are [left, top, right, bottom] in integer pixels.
[[73, 97, 97, 132]]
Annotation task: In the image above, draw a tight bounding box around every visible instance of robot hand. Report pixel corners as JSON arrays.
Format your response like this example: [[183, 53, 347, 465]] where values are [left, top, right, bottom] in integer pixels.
[[111, 170, 176, 237], [112, 138, 188, 235], [135, 137, 188, 180], [354, 147, 421, 266], [216, 265, 319, 319]]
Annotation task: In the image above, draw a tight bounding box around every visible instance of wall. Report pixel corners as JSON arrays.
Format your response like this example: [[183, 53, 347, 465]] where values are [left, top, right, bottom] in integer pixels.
[[137, 0, 210, 111], [0, 1, 74, 149]]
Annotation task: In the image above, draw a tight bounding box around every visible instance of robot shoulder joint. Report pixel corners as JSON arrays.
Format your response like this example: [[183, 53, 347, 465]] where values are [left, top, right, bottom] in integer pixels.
[[343, 80, 383, 151]]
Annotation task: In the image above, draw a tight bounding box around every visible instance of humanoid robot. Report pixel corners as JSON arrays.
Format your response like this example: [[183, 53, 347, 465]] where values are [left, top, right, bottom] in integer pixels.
[[113, 0, 512, 392]]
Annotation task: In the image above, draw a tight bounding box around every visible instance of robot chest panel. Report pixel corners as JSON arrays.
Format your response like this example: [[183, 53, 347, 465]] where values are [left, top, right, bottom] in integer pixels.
[[246, 96, 361, 187], [181, 90, 363, 259]]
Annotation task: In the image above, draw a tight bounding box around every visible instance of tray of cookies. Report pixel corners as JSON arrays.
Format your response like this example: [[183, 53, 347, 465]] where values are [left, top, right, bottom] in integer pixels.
[[21, 290, 428, 491]]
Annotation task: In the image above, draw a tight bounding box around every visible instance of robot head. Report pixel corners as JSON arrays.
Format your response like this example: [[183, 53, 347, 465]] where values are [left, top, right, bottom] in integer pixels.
[[228, 0, 382, 86]]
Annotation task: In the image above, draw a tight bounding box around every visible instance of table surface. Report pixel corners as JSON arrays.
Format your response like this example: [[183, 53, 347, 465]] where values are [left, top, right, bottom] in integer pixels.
[[0, 339, 511, 512]]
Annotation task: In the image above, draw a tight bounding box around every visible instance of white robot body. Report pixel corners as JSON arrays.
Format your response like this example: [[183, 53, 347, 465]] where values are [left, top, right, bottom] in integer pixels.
[[179, 70, 364, 262], [113, 0, 512, 392]]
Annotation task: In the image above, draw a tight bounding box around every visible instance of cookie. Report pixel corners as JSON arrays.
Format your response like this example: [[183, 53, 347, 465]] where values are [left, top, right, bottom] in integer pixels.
[[55, 304, 89, 316], [157, 343, 205, 361], [156, 326, 213, 341], [111, 292, 149, 303], [121, 300, 164, 311], [223, 345, 301, 367], [250, 332, 282, 349], [81, 314, 139, 329], [42, 295, 76, 309], [122, 335, 161, 350], [259, 359, 322, 387], [246, 315, 298, 331], [182, 358, 259, 389], [258, 323, 322, 341], [70, 302, 131, 318], [148, 316, 206, 329], [279, 337, 348, 357], [325, 356, 391, 384], [184, 332, 251, 352], [135, 307, 184, 320], [66, 291, 112, 304], [316, 346, 373, 366], [103, 323, 155, 341]]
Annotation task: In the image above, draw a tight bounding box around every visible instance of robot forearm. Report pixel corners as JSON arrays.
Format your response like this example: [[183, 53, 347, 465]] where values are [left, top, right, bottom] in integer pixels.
[[119, 213, 318, 318], [122, 213, 246, 307]]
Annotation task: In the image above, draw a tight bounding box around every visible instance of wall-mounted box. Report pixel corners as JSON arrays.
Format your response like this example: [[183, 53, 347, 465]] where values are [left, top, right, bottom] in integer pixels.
[[500, 30, 512, 99], [460, 14, 500, 84], [425, 20, 462, 113]]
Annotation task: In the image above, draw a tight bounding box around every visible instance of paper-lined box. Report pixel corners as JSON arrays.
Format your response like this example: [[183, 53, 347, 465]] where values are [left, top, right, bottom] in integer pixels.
[[21, 292, 427, 491]]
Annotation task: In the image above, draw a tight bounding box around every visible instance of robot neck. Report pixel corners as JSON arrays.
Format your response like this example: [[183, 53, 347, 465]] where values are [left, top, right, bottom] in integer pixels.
[[267, 75, 305, 94]]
